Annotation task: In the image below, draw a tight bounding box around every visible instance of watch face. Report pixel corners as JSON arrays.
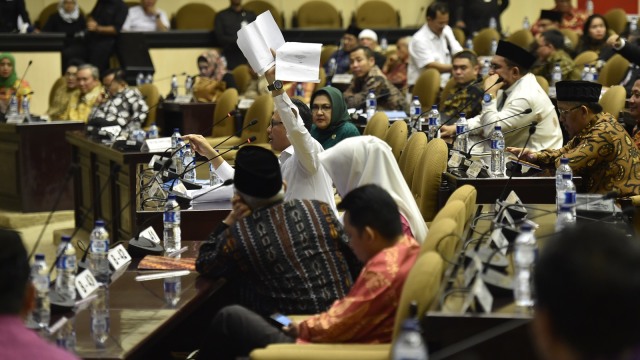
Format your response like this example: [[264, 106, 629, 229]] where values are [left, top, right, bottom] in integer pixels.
[[483, 93, 492, 103], [273, 80, 283, 90]]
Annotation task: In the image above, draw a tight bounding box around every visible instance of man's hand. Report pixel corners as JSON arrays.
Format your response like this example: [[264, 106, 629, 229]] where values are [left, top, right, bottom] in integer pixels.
[[223, 194, 252, 226], [440, 124, 456, 138], [483, 74, 503, 95], [506, 147, 538, 162], [87, 18, 98, 32], [282, 320, 299, 338], [182, 134, 217, 159], [606, 34, 621, 47]]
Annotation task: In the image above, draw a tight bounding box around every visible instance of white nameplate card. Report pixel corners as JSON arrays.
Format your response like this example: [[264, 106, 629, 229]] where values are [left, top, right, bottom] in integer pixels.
[[142, 137, 172, 153], [331, 73, 353, 84], [174, 95, 193, 104], [6, 114, 24, 124], [472, 276, 494, 313], [75, 269, 100, 299], [448, 151, 464, 168], [505, 190, 522, 205], [139, 226, 161, 244], [466, 160, 484, 178], [490, 228, 510, 256], [238, 98, 255, 109], [108, 244, 132, 271], [464, 253, 484, 287]]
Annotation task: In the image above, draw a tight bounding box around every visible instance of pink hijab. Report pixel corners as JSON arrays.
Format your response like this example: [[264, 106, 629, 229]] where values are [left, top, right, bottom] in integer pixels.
[[198, 50, 227, 81]]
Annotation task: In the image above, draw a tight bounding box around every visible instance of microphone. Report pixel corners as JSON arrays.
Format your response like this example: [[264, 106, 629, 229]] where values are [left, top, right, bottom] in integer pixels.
[[461, 121, 537, 159], [13, 60, 32, 96], [456, 108, 533, 136], [496, 124, 537, 201], [152, 72, 189, 83], [211, 119, 258, 149]]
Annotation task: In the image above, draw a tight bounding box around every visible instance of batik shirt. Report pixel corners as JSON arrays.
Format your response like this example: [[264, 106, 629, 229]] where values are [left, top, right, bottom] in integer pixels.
[[536, 112, 640, 197], [343, 65, 407, 111], [196, 199, 357, 316], [531, 50, 582, 84], [89, 87, 148, 127], [441, 78, 483, 121], [297, 235, 420, 344]]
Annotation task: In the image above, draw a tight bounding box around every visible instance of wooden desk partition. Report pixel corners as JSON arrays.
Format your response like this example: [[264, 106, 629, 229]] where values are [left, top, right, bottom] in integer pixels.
[[0, 121, 84, 212], [157, 102, 216, 137]]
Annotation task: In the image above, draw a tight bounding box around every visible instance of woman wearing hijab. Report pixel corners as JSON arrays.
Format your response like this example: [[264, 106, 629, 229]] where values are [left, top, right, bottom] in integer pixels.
[[192, 49, 237, 102], [318, 135, 428, 243], [41, 0, 87, 72], [0, 53, 31, 117], [310, 87, 360, 149]]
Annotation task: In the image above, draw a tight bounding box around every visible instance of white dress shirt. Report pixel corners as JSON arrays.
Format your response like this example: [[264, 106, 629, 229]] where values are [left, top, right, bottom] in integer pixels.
[[121, 6, 170, 32], [408, 24, 463, 88]]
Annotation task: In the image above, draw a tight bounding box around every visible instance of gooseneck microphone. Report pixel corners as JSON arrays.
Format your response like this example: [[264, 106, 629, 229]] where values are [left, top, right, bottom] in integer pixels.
[[461, 121, 538, 159], [13, 59, 32, 96], [456, 108, 533, 137]]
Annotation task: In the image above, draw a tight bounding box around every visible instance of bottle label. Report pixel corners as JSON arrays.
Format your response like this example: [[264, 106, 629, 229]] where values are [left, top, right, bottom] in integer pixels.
[[490, 140, 505, 150], [429, 117, 438, 126], [58, 255, 76, 270], [91, 240, 109, 253], [367, 99, 376, 107], [564, 191, 576, 204], [164, 211, 180, 223], [456, 125, 467, 134]]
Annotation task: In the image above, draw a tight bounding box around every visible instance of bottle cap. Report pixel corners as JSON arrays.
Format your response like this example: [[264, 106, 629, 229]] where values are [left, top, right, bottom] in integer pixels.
[[167, 194, 176, 200], [174, 128, 180, 132], [560, 157, 569, 164], [560, 205, 572, 212], [95, 219, 105, 227], [35, 254, 45, 261], [520, 223, 533, 231], [61, 235, 71, 243], [413, 95, 419, 100], [495, 125, 501, 130], [432, 104, 437, 109], [459, 112, 466, 117]]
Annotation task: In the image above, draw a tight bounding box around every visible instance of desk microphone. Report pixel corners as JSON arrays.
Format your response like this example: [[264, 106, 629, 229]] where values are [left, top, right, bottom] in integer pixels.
[[496, 124, 537, 201], [152, 72, 188, 83], [211, 119, 258, 149], [456, 108, 533, 137], [461, 121, 537, 159], [13, 60, 32, 96]]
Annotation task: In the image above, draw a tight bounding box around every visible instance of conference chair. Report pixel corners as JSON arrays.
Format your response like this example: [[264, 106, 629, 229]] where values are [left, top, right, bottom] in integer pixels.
[[174, 3, 216, 30], [294, 1, 342, 28], [604, 8, 628, 35], [231, 64, 252, 95], [384, 120, 408, 161], [472, 28, 501, 56], [599, 85, 626, 119], [48, 76, 66, 108], [438, 77, 457, 110], [243, 0, 284, 28], [353, 1, 399, 28], [446, 184, 477, 224], [412, 138, 448, 222], [124, 1, 138, 7], [599, 54, 630, 87], [36, 2, 60, 29], [573, 50, 599, 68], [249, 251, 445, 360], [363, 111, 389, 139], [314, 67, 327, 91], [212, 88, 239, 138], [413, 68, 440, 110], [430, 199, 466, 239], [320, 45, 338, 67], [398, 132, 428, 188], [137, 83, 161, 128], [535, 75, 550, 95], [420, 218, 461, 263], [506, 29, 534, 50], [453, 27, 466, 48], [560, 29, 579, 52]]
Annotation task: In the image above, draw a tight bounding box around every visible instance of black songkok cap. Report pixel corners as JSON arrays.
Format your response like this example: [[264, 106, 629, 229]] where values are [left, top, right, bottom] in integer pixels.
[[345, 24, 362, 37], [234, 145, 282, 199], [495, 40, 537, 69], [556, 81, 602, 103], [540, 10, 563, 23]]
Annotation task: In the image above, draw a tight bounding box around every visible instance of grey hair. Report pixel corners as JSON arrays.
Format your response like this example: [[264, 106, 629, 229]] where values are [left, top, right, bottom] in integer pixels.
[[236, 187, 285, 210], [78, 64, 99, 80]]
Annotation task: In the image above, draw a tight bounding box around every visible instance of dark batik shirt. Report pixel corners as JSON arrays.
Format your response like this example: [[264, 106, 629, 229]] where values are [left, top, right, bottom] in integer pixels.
[[441, 78, 483, 121]]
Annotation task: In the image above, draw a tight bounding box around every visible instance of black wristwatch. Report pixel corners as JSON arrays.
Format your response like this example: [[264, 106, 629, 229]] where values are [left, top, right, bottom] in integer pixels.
[[267, 80, 283, 92]]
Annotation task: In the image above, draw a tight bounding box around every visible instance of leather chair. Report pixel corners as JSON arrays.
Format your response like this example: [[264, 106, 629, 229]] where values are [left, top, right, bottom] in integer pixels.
[[174, 3, 216, 30], [560, 29, 579, 52], [354, 1, 399, 28], [446, 184, 477, 223], [598, 54, 630, 87], [599, 85, 626, 119], [573, 50, 598, 68], [413, 68, 440, 110], [136, 83, 160, 128], [295, 1, 342, 29], [420, 218, 461, 262], [384, 120, 408, 161], [535, 75, 550, 95], [244, 0, 284, 28], [320, 45, 338, 67], [363, 111, 389, 139], [412, 138, 448, 222], [398, 132, 428, 188], [506, 29, 534, 50], [231, 64, 252, 95], [211, 88, 239, 137], [604, 8, 628, 35], [430, 199, 466, 238], [472, 28, 501, 56]]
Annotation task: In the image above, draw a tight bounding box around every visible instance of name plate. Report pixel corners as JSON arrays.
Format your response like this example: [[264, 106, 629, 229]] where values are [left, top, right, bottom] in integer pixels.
[[448, 151, 464, 168], [466, 160, 484, 178], [490, 228, 510, 256], [463, 253, 483, 287], [174, 95, 193, 104], [142, 137, 172, 153], [139, 226, 162, 244], [75, 269, 100, 299], [238, 98, 255, 109], [331, 74, 353, 84], [460, 276, 493, 314], [108, 244, 132, 271]]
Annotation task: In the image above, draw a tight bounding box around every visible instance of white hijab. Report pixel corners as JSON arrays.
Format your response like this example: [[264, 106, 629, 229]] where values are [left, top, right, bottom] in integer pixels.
[[318, 136, 428, 243], [58, 0, 80, 23]]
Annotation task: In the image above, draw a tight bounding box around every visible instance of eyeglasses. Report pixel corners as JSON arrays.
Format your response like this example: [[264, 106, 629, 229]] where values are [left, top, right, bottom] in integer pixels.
[[269, 120, 283, 128], [558, 105, 582, 118], [311, 104, 332, 113], [631, 90, 640, 98]]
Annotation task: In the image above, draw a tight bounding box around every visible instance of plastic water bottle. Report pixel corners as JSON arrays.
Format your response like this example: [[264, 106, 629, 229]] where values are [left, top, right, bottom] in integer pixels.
[[163, 194, 181, 254], [453, 112, 468, 153], [523, 16, 530, 30], [145, 73, 153, 84], [586, 0, 594, 15], [380, 36, 388, 51], [391, 302, 428, 360], [164, 276, 182, 307], [489, 17, 497, 30], [490, 39, 498, 55], [410, 96, 422, 131], [89, 220, 110, 284], [136, 72, 145, 86], [30, 254, 50, 329], [6, 94, 20, 121], [631, 17, 638, 34], [182, 144, 196, 181], [465, 37, 473, 50], [147, 123, 159, 139], [295, 82, 304, 97], [590, 65, 598, 82], [171, 128, 181, 149], [129, 122, 146, 143], [185, 75, 194, 95], [209, 163, 222, 186], [481, 59, 491, 77], [366, 89, 377, 120], [490, 125, 505, 177], [549, 62, 562, 97], [581, 65, 590, 81], [555, 156, 572, 189], [22, 95, 31, 122], [328, 58, 337, 77], [555, 205, 576, 231], [427, 105, 440, 141], [171, 128, 183, 173], [171, 74, 178, 98], [513, 224, 537, 307], [90, 285, 109, 346], [559, 173, 577, 216], [56, 318, 76, 352], [55, 235, 77, 301]]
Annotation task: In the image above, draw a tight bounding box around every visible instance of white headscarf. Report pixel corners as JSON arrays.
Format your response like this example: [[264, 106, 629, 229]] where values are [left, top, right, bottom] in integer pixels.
[[319, 136, 428, 243], [58, 0, 80, 23]]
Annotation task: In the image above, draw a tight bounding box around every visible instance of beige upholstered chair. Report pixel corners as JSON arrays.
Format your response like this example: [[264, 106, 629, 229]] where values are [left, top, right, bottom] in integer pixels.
[[48, 76, 66, 107], [438, 77, 457, 110], [453, 27, 466, 48], [599, 85, 626, 119], [420, 218, 461, 262], [384, 120, 408, 161], [412, 138, 448, 222], [249, 251, 445, 360], [244, 0, 284, 28], [211, 88, 239, 137], [315, 67, 327, 92], [320, 45, 338, 67], [398, 132, 428, 187], [354, 1, 399, 28], [560, 29, 579, 52], [295, 1, 342, 29], [573, 50, 599, 68], [599, 54, 630, 87], [37, 2, 60, 29], [363, 112, 389, 139], [506, 29, 534, 50], [446, 184, 477, 223], [535, 75, 550, 95], [604, 8, 628, 35], [231, 64, 252, 95], [174, 3, 216, 30], [413, 68, 440, 110], [430, 199, 466, 238], [136, 83, 160, 128], [472, 28, 501, 56]]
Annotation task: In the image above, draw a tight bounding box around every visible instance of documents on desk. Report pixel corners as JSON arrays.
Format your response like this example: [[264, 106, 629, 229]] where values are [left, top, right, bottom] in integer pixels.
[[187, 184, 233, 204]]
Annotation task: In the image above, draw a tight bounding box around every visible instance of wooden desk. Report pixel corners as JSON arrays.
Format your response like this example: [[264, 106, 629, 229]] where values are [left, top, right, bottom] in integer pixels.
[[0, 121, 84, 212], [156, 102, 216, 137]]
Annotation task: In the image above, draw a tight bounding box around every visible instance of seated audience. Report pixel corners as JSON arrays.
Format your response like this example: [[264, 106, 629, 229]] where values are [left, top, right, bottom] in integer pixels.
[[441, 50, 483, 122], [194, 184, 420, 360], [324, 25, 361, 76], [0, 229, 79, 360], [121, 0, 170, 32], [61, 63, 101, 122], [532, 29, 581, 83], [382, 36, 410, 92], [534, 223, 640, 360], [358, 29, 386, 69], [40, 0, 87, 71], [0, 52, 31, 117], [630, 79, 640, 148], [310, 87, 360, 149], [532, 0, 587, 35], [87, 68, 148, 129], [507, 81, 640, 197], [318, 136, 429, 243], [0, 0, 30, 33], [532, 10, 564, 35], [343, 46, 406, 111], [243, 67, 269, 99], [195, 145, 357, 317], [48, 59, 81, 120], [85, 0, 128, 74], [576, 14, 616, 61], [193, 49, 236, 102]]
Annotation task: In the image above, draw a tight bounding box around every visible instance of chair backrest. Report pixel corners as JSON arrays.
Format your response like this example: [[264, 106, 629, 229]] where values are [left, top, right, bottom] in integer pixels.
[[420, 218, 461, 262], [560, 29, 579, 51], [136, 83, 160, 128], [599, 54, 630, 87], [320, 45, 338, 67], [599, 85, 626, 119], [412, 138, 448, 222], [453, 27, 466, 47], [506, 29, 534, 50], [242, 93, 273, 143], [604, 8, 628, 35], [125, 1, 138, 7], [297, 1, 341, 28], [315, 67, 327, 92], [573, 50, 598, 68], [231, 64, 252, 95], [413, 68, 440, 110], [446, 184, 477, 223], [384, 120, 408, 161], [535, 75, 550, 95], [430, 199, 466, 238], [363, 111, 389, 139], [212, 88, 239, 137], [398, 132, 428, 187], [354, 1, 398, 28], [438, 77, 457, 110], [391, 251, 445, 340], [174, 3, 216, 30], [48, 76, 66, 107], [37, 2, 59, 29], [243, 0, 284, 28], [472, 28, 501, 56]]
